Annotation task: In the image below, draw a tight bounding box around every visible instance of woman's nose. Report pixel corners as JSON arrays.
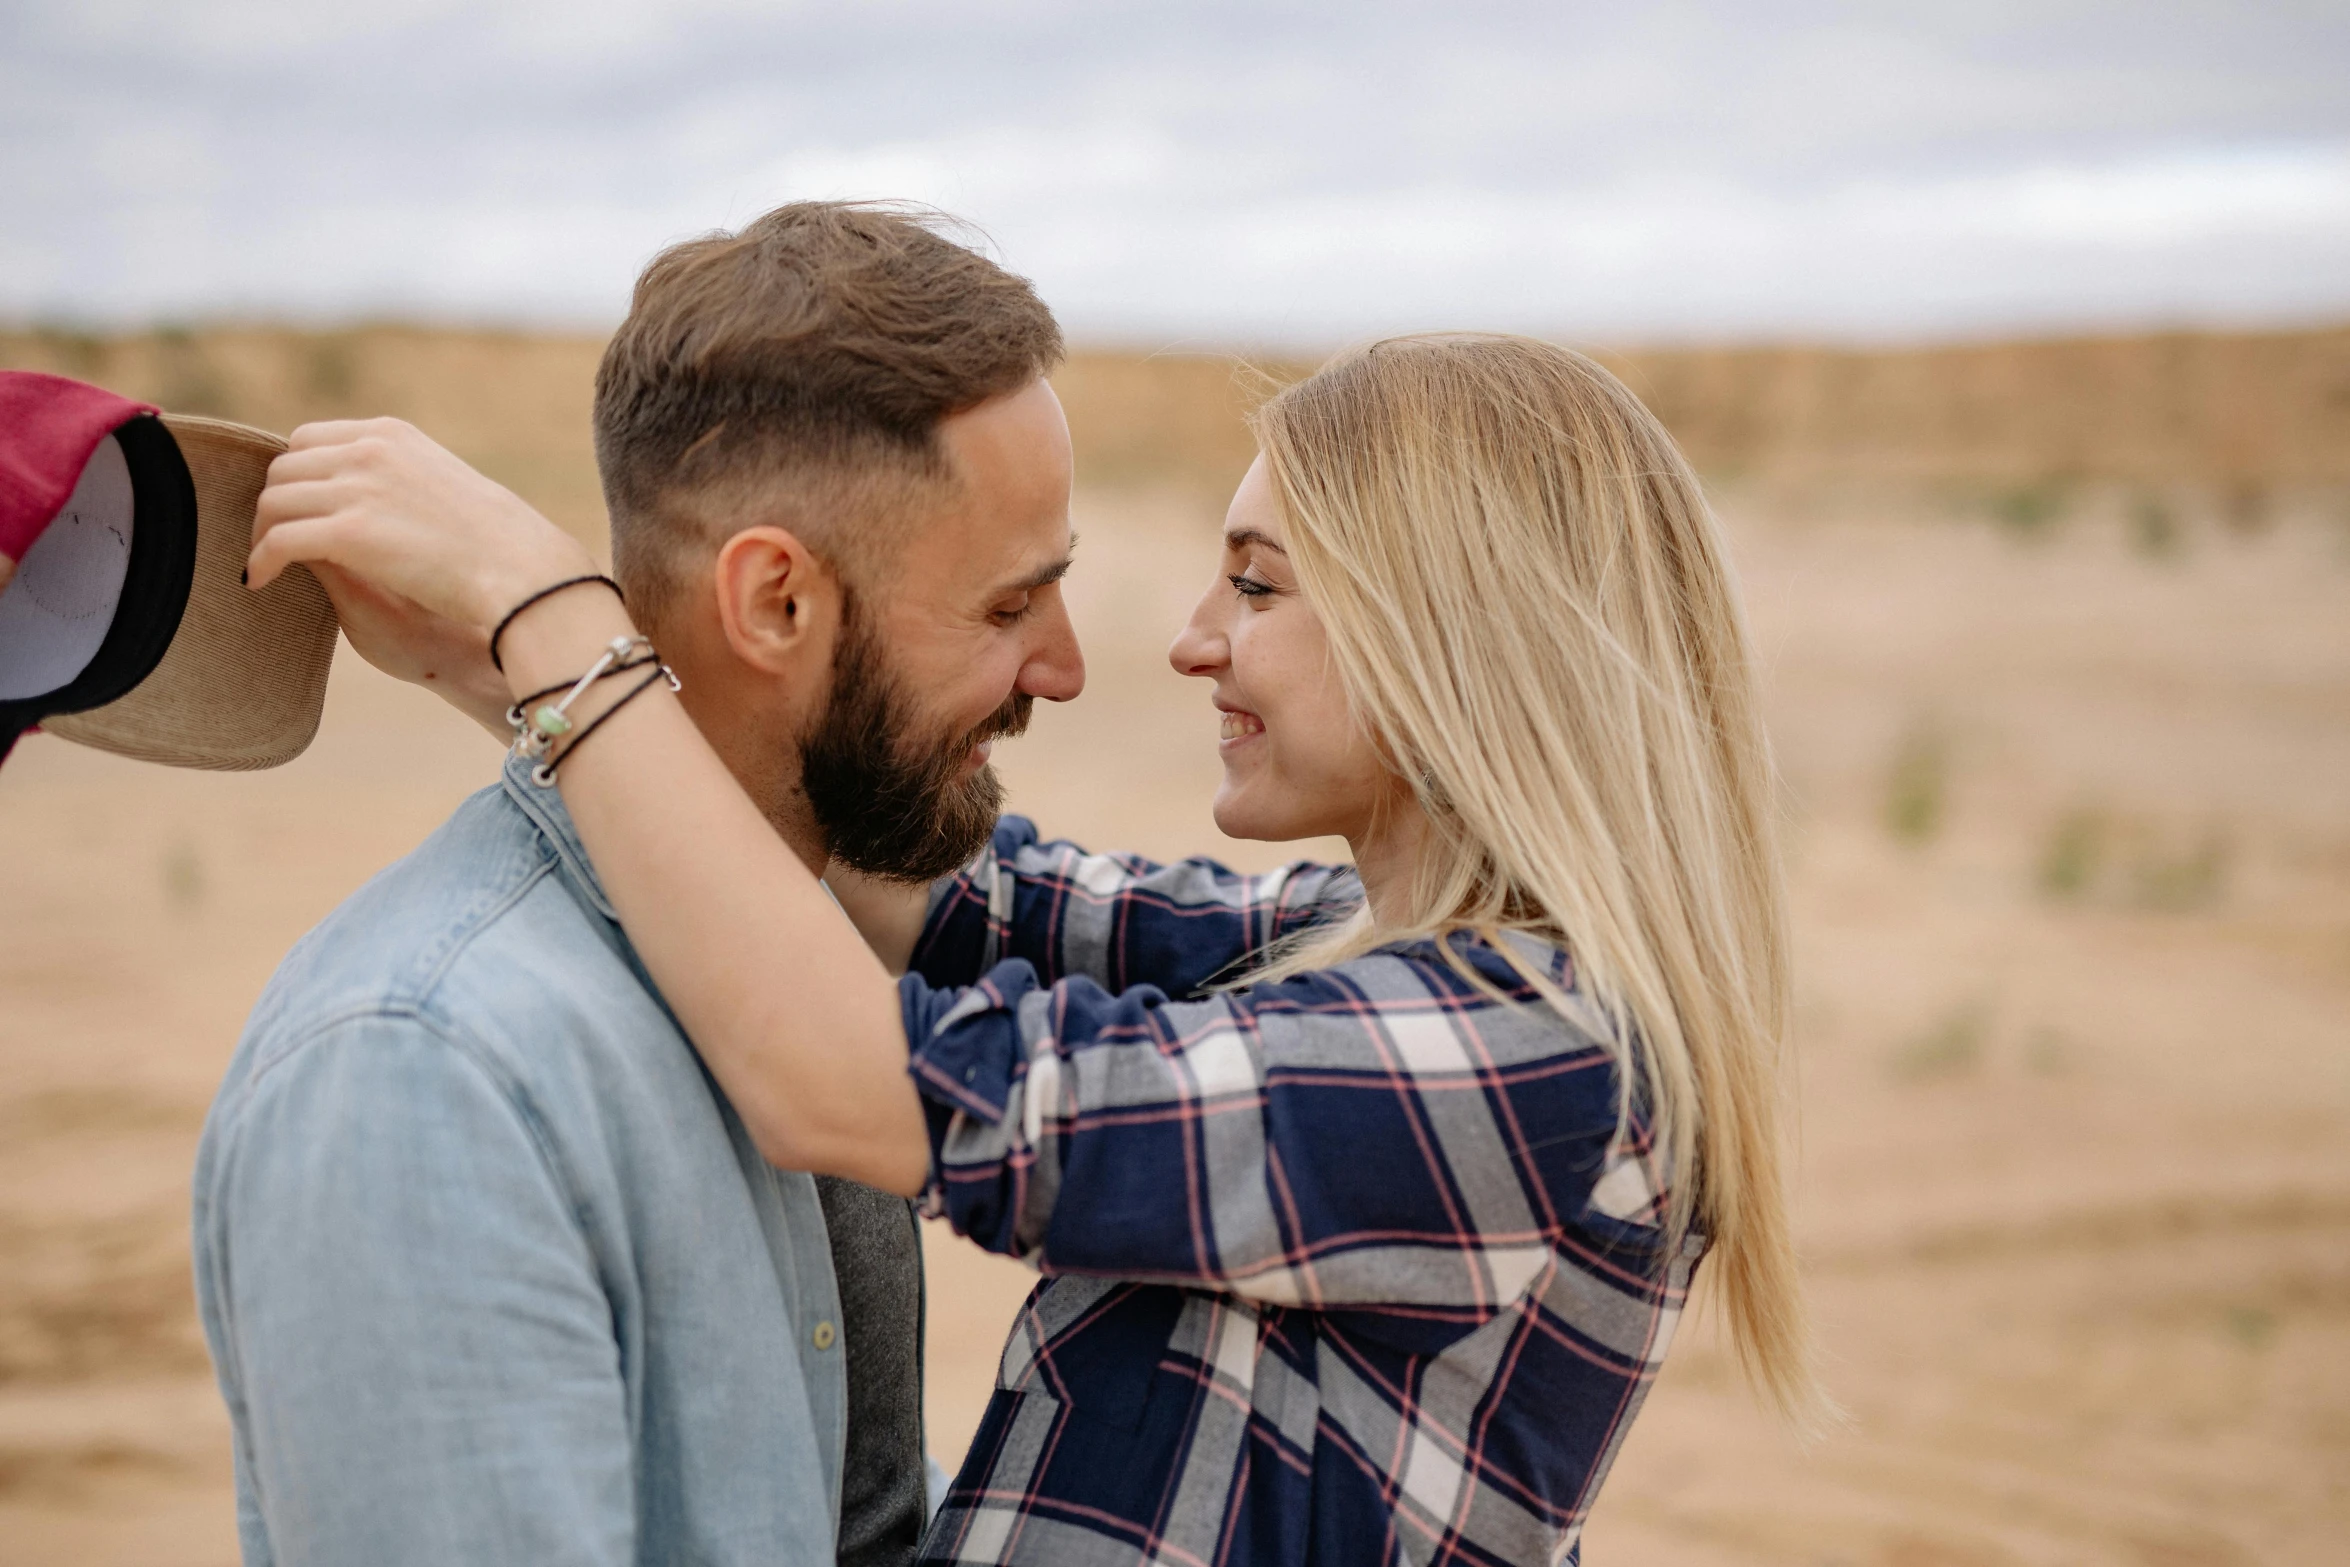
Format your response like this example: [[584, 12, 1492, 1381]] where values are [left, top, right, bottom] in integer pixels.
[[1167, 584, 1229, 678]]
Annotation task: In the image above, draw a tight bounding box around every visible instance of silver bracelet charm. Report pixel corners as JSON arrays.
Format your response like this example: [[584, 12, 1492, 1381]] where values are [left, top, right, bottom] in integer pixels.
[[526, 659, 681, 788], [507, 635, 656, 760]]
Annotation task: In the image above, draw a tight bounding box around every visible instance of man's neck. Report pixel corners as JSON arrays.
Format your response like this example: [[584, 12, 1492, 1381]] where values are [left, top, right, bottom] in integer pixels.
[[762, 789, 832, 880], [673, 683, 831, 879]]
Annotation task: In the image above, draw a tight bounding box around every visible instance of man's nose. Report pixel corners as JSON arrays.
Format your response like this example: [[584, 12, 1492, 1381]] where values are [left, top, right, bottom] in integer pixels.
[[1017, 594, 1086, 703]]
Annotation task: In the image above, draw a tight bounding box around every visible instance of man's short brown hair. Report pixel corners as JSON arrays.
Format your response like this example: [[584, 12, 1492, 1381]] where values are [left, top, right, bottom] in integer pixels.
[[593, 201, 1063, 626]]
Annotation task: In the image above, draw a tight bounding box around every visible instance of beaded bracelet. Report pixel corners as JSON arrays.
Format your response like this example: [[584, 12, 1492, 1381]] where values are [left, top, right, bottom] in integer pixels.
[[506, 652, 660, 730], [529, 659, 678, 787], [508, 635, 653, 761]]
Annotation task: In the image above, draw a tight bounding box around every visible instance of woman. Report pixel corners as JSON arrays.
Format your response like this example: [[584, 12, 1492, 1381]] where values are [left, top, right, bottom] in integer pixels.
[[251, 333, 1821, 1563]]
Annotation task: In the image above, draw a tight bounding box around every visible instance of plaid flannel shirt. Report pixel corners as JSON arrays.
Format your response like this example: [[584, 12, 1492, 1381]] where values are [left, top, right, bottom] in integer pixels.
[[900, 819, 1700, 1567]]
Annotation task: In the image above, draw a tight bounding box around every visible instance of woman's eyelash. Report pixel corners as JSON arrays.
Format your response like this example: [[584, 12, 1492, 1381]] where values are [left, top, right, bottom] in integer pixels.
[[1227, 573, 1274, 598]]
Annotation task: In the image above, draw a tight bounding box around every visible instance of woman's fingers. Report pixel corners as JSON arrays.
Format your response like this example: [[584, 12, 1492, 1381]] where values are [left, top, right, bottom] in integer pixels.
[[252, 475, 351, 538], [263, 440, 367, 488], [249, 503, 440, 595], [282, 416, 407, 453], [251, 428, 452, 600], [244, 513, 350, 592], [248, 414, 596, 628]]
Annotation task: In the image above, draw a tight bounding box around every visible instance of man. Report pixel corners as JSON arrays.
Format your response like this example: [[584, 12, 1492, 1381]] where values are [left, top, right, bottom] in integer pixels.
[[193, 202, 1084, 1566]]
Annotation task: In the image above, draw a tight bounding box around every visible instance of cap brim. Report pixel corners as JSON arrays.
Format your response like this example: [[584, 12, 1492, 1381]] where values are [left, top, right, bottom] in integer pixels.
[[43, 415, 337, 771]]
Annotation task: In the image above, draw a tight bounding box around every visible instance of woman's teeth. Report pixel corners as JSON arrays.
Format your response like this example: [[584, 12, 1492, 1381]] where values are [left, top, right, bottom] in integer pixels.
[[1219, 711, 1264, 741]]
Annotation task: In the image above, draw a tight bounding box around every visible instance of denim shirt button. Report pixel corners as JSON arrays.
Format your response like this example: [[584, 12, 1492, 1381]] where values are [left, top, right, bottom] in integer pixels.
[[812, 1320, 837, 1351]]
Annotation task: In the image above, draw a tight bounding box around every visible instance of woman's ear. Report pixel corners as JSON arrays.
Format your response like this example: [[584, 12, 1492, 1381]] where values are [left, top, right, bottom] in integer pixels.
[[711, 526, 841, 676]]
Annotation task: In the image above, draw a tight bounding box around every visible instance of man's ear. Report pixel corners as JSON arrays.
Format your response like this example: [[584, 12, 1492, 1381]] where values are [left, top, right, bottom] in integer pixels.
[[711, 526, 840, 675]]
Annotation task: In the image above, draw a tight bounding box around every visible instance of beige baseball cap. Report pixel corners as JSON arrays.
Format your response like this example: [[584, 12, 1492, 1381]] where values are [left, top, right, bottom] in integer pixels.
[[0, 373, 338, 771]]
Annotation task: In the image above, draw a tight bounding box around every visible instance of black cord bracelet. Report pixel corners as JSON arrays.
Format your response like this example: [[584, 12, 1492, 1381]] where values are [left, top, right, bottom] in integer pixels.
[[488, 574, 624, 672], [508, 653, 661, 722], [530, 659, 678, 787]]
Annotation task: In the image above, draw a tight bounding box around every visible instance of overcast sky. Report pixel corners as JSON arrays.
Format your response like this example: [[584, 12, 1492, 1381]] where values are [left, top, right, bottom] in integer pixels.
[[4, 0, 2346, 343]]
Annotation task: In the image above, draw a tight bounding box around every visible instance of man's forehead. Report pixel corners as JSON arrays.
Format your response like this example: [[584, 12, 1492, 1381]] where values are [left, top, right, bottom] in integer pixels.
[[888, 480, 1071, 601], [950, 508, 1075, 588], [921, 381, 1072, 575], [939, 376, 1068, 459]]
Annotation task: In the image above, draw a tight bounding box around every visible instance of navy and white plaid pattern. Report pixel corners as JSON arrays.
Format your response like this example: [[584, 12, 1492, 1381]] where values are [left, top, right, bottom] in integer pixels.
[[901, 819, 1700, 1567]]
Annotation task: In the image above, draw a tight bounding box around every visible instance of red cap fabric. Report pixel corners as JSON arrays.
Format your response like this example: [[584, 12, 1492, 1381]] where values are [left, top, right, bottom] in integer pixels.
[[0, 372, 155, 570]]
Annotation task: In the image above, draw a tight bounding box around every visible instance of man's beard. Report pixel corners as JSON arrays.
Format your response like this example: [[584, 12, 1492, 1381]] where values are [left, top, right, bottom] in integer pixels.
[[799, 592, 1031, 884]]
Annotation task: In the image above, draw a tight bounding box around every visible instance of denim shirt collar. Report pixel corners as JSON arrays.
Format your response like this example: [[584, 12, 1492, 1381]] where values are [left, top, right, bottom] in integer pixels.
[[497, 750, 852, 936], [499, 751, 622, 925]]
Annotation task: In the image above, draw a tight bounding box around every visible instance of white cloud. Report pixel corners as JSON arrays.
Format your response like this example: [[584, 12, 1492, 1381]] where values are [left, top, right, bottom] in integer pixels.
[[2, 1, 2345, 340], [1918, 148, 2350, 245]]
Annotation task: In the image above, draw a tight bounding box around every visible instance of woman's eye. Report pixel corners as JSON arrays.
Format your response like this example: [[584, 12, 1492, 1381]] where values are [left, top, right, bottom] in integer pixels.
[[1227, 573, 1274, 600]]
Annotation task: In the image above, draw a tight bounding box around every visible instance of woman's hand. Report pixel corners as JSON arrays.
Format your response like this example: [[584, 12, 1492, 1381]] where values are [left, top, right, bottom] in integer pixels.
[[248, 417, 596, 637], [306, 560, 515, 739]]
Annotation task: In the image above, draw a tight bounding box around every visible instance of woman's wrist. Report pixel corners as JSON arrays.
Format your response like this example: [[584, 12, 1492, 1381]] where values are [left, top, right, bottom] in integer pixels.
[[492, 583, 646, 705], [470, 537, 602, 634]]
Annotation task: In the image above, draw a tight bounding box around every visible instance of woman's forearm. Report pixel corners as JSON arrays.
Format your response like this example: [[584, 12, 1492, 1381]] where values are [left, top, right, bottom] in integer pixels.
[[498, 590, 931, 1195], [821, 868, 933, 976]]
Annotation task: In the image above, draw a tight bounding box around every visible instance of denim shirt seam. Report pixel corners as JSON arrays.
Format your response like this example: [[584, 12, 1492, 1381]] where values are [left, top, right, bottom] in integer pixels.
[[500, 757, 621, 924], [224, 999, 594, 1208], [419, 849, 564, 999], [211, 997, 609, 1310]]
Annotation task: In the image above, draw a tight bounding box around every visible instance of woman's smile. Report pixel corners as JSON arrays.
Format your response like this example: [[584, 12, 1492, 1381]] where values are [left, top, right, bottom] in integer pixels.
[[1216, 705, 1264, 747]]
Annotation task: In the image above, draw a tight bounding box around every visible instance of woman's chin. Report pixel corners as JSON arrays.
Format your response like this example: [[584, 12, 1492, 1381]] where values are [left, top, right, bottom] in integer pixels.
[[1209, 789, 1264, 843], [1210, 787, 1304, 846]]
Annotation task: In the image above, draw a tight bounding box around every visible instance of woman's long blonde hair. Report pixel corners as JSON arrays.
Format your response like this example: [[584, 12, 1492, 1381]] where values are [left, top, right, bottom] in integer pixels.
[[1248, 333, 1822, 1425]]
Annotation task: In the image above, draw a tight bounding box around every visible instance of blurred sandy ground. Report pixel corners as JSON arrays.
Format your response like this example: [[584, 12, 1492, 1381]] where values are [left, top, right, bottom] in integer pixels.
[[1, 331, 2346, 1563]]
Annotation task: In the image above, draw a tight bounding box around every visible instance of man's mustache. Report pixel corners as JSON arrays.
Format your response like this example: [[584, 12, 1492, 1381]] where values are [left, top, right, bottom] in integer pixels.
[[959, 691, 1033, 755]]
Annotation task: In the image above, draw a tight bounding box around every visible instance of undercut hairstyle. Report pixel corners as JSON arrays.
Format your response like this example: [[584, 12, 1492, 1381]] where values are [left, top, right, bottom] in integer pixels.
[[592, 201, 1064, 628]]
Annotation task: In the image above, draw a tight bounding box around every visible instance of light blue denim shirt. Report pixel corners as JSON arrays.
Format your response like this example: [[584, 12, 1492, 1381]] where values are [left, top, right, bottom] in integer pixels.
[[193, 756, 848, 1566]]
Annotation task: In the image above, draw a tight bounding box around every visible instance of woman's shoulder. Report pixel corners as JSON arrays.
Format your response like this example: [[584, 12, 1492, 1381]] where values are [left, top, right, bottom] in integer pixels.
[[1253, 926, 1579, 1005], [1231, 928, 1615, 1067]]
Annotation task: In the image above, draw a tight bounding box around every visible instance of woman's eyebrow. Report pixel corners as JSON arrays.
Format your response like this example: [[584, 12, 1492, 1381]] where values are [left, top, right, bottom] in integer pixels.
[[1223, 527, 1288, 555]]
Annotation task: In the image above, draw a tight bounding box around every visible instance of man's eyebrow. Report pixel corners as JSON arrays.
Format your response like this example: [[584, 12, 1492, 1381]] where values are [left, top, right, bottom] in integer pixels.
[[1224, 527, 1288, 555], [996, 534, 1079, 594]]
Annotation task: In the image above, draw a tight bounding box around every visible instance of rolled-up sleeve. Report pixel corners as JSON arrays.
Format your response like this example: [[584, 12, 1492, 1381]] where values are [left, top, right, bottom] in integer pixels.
[[196, 1012, 634, 1567], [899, 942, 1628, 1319]]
